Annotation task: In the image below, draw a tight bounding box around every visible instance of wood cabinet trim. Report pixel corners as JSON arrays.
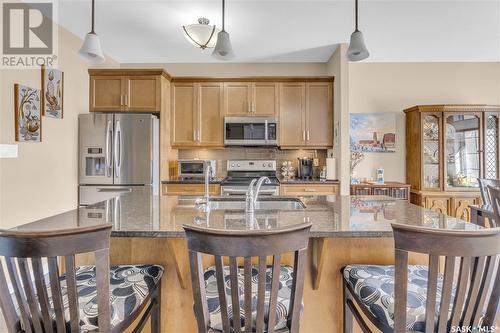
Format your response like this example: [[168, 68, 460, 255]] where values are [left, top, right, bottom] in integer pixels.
[[404, 104, 500, 114], [172, 76, 335, 83], [89, 68, 171, 81]]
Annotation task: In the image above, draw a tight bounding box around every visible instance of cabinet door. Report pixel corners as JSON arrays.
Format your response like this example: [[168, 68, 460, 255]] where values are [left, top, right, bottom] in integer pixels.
[[125, 76, 160, 112], [305, 82, 333, 147], [171, 83, 197, 146], [424, 197, 450, 215], [253, 82, 278, 116], [224, 82, 252, 116], [451, 197, 480, 222], [279, 83, 306, 147], [198, 83, 223, 146], [421, 113, 442, 190], [484, 113, 499, 179], [90, 76, 124, 111]]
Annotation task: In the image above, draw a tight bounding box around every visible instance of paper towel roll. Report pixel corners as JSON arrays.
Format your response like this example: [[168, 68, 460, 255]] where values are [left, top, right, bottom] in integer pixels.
[[326, 157, 337, 180]]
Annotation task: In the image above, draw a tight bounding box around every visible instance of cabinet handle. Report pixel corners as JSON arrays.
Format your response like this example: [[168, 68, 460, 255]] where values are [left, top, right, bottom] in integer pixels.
[[307, 131, 310, 141], [193, 131, 196, 141], [124, 94, 128, 106], [304, 188, 317, 192], [252, 101, 256, 113], [120, 95, 123, 106], [302, 131, 306, 141], [197, 130, 201, 142]]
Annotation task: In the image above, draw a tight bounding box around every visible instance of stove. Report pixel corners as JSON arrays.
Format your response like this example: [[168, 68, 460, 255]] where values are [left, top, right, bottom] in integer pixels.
[[221, 160, 280, 196]]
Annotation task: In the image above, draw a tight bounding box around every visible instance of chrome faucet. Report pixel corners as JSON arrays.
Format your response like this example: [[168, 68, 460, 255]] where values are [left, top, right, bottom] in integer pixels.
[[196, 163, 213, 212], [246, 176, 271, 214]]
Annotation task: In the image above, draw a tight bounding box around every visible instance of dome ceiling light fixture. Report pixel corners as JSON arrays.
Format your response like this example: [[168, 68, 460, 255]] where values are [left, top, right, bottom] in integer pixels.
[[183, 18, 220, 50], [79, 0, 105, 64], [346, 0, 369, 62], [212, 0, 234, 60]]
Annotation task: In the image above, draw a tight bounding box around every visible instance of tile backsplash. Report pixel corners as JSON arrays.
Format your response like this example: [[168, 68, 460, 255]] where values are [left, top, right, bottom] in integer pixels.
[[178, 148, 327, 178]]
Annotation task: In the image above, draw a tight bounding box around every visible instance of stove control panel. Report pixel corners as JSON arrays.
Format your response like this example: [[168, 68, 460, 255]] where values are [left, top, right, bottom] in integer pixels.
[[227, 160, 276, 171]]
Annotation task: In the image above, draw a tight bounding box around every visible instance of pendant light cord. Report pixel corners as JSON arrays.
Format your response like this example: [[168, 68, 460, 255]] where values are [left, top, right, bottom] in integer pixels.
[[91, 0, 95, 33], [354, 0, 358, 32], [222, 0, 225, 31]]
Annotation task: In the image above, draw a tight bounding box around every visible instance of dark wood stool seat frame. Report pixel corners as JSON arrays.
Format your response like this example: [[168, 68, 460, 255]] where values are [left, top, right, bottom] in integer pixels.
[[343, 223, 500, 333], [184, 223, 312, 333], [0, 224, 162, 333]]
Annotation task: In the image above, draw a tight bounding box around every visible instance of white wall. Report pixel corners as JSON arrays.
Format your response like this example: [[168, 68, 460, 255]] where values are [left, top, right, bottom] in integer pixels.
[[348, 62, 500, 182], [0, 27, 118, 228]]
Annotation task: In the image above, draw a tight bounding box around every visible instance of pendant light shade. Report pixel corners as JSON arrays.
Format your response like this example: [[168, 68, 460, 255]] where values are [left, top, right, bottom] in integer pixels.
[[79, 0, 105, 64], [183, 18, 220, 49], [212, 0, 234, 60], [346, 0, 369, 62]]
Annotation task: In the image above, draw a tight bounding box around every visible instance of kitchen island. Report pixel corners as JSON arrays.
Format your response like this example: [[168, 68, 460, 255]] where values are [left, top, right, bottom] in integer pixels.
[[12, 194, 479, 333]]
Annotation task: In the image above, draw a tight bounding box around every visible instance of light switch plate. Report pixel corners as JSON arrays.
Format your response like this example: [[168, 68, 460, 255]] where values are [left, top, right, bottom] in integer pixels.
[[0, 144, 18, 158]]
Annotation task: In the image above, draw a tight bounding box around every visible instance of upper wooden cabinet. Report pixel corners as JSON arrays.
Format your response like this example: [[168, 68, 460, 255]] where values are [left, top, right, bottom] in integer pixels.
[[224, 82, 278, 116], [171, 82, 223, 148], [279, 81, 333, 148], [89, 69, 170, 112]]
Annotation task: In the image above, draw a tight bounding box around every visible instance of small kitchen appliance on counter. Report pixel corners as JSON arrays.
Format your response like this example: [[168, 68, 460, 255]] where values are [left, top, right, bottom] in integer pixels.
[[221, 160, 279, 196], [297, 157, 314, 180], [178, 159, 216, 179]]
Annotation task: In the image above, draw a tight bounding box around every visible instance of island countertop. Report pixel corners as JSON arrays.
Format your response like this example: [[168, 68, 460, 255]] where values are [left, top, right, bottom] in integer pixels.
[[11, 192, 480, 237]]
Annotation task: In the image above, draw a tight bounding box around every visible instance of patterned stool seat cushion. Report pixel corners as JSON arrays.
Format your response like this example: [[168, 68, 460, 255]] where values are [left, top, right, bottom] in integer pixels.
[[14, 264, 163, 332], [204, 265, 299, 332], [343, 264, 455, 332]]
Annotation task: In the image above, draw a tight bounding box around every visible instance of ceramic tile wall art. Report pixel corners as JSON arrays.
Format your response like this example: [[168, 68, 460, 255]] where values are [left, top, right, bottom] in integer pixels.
[[14, 84, 42, 142], [350, 113, 396, 153], [41, 66, 64, 118]]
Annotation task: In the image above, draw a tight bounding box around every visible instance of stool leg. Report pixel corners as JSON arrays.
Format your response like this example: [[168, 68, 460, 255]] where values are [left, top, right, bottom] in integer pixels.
[[343, 280, 353, 333], [151, 283, 161, 333]]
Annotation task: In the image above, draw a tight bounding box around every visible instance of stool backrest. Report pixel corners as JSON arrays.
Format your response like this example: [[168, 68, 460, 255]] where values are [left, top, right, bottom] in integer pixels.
[[488, 185, 500, 227], [0, 224, 112, 333], [183, 223, 312, 333], [478, 178, 500, 205], [392, 223, 500, 333]]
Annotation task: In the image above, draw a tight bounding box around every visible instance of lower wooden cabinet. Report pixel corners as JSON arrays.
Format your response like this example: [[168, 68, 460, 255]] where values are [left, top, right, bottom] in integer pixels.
[[162, 183, 221, 196], [280, 184, 339, 196], [412, 191, 481, 221]]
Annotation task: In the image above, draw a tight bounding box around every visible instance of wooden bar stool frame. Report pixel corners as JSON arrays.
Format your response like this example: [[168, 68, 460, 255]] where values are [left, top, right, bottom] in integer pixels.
[[184, 223, 312, 333], [343, 223, 500, 333], [0, 224, 162, 333]]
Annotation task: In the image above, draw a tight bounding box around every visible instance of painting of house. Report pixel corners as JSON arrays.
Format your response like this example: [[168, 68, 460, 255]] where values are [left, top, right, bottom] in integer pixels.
[[350, 113, 396, 152]]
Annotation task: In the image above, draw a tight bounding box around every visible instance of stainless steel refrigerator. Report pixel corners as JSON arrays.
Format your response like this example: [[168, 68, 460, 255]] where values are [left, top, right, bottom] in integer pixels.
[[78, 113, 159, 206]]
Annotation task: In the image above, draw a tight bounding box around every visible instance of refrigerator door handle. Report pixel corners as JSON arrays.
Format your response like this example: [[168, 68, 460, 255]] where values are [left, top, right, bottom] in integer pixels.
[[96, 188, 132, 193], [114, 120, 122, 178], [105, 120, 112, 177]]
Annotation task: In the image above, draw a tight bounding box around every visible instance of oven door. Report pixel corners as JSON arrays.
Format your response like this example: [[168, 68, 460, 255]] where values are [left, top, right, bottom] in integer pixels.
[[224, 117, 277, 146]]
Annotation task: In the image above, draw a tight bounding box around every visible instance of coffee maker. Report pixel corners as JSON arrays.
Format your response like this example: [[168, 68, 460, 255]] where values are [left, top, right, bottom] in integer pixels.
[[297, 157, 314, 180]]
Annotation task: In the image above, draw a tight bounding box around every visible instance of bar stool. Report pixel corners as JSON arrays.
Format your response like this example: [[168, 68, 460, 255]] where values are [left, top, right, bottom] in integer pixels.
[[488, 185, 500, 227], [184, 223, 311, 333], [478, 178, 500, 205], [0, 224, 163, 333], [342, 223, 500, 332]]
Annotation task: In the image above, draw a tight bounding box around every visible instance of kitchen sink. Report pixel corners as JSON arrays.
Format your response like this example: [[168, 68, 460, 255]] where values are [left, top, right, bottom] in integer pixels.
[[206, 197, 306, 211]]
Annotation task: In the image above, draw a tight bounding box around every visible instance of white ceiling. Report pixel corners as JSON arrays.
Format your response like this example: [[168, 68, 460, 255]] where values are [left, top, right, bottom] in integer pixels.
[[58, 0, 500, 63]]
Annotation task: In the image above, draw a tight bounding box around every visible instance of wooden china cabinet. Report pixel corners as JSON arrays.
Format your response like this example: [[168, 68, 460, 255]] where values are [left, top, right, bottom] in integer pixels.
[[405, 105, 500, 221]]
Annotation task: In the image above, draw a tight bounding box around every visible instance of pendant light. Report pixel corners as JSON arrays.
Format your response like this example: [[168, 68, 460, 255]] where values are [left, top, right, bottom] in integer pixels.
[[212, 0, 234, 60], [346, 0, 369, 62], [79, 0, 105, 64], [183, 18, 220, 49]]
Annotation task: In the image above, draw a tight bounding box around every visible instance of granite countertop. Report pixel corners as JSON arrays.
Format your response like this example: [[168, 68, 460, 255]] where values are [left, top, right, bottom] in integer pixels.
[[162, 177, 224, 184], [279, 178, 340, 184], [12, 191, 481, 238]]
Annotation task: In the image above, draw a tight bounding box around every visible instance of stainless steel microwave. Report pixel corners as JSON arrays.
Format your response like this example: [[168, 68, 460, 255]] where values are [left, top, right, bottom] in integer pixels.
[[224, 117, 278, 146], [178, 160, 216, 178]]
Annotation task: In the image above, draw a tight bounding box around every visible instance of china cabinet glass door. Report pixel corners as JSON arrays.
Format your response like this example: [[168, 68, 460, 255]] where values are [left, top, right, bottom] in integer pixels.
[[445, 114, 481, 189], [485, 114, 499, 179], [422, 115, 441, 189]]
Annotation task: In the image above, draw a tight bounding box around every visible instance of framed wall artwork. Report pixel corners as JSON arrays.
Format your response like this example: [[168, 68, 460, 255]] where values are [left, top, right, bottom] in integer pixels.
[[14, 84, 42, 142], [350, 113, 396, 153], [41, 65, 64, 118]]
